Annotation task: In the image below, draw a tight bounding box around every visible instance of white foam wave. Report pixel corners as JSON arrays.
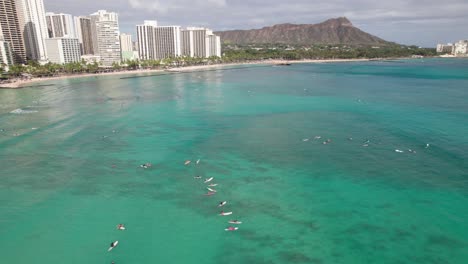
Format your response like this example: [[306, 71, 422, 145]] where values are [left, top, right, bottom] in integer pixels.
[[10, 108, 39, 114]]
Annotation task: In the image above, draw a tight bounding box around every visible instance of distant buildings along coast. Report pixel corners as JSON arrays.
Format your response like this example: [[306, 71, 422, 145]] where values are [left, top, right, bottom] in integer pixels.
[[436, 40, 468, 57], [0, 0, 222, 71]]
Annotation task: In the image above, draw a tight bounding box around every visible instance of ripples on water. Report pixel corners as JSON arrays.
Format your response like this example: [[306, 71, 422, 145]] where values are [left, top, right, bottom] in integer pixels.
[[0, 59, 467, 263]]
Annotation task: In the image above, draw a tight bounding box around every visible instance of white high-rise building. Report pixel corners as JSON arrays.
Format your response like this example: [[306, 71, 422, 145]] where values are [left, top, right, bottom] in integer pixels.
[[181, 27, 221, 58], [45, 37, 80, 64], [436, 43, 453, 53], [120, 33, 137, 61], [45, 12, 75, 38], [454, 40, 468, 56], [20, 0, 48, 61], [136, 21, 181, 60], [0, 38, 15, 70], [136, 20, 157, 60], [0, 0, 27, 63], [89, 10, 118, 56], [207, 34, 221, 57], [90, 10, 120, 65], [120, 33, 132, 52]]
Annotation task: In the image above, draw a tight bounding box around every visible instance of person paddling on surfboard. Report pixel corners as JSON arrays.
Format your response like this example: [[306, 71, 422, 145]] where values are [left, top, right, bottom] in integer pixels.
[[117, 224, 125, 230], [108, 241, 118, 251]]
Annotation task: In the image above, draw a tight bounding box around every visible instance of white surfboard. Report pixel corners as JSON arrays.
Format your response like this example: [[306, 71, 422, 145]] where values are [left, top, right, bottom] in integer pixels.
[[218, 201, 227, 207], [225, 227, 238, 231], [204, 177, 214, 183], [228, 220, 242, 224], [108, 241, 118, 252], [207, 187, 217, 192], [220, 212, 232, 216]]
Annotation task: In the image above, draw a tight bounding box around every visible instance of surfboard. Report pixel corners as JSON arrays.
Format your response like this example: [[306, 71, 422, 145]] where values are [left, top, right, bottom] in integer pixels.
[[204, 177, 214, 183], [225, 227, 238, 231], [108, 241, 118, 252], [220, 212, 232, 216]]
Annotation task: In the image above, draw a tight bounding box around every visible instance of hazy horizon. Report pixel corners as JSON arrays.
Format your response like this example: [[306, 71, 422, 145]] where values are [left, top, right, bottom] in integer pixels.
[[44, 0, 468, 47]]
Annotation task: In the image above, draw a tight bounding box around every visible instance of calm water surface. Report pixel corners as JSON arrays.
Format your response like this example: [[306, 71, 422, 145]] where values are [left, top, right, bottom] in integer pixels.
[[0, 59, 467, 264]]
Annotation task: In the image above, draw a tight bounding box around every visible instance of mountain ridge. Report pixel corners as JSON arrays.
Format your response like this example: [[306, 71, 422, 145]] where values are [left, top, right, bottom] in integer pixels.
[[215, 17, 392, 46]]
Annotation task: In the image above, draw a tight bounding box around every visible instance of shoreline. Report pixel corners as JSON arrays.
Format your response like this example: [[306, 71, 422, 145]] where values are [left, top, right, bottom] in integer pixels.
[[0, 58, 380, 89]]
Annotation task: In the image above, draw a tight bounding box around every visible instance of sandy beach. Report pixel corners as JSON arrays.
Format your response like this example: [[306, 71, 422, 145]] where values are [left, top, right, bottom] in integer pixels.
[[0, 59, 372, 89]]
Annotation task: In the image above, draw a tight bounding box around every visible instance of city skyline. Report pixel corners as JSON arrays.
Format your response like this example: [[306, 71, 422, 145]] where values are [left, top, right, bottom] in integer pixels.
[[41, 0, 468, 47]]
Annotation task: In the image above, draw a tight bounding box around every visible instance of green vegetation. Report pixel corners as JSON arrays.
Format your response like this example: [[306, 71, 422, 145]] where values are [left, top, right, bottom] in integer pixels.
[[1, 44, 436, 80], [221, 44, 437, 61]]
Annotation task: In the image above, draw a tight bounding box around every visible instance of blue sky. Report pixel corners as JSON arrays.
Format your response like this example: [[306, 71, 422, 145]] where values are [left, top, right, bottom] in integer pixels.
[[44, 0, 468, 47]]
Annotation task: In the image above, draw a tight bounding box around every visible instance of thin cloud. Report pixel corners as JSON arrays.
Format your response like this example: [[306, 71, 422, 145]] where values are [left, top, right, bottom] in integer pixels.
[[42, 0, 468, 47]]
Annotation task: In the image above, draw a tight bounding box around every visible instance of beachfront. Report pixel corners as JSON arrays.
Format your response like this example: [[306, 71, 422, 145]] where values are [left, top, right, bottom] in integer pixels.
[[0, 59, 372, 89]]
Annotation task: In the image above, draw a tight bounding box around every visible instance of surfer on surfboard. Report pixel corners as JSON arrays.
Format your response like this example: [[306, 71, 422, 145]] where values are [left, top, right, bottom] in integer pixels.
[[108, 241, 118, 251]]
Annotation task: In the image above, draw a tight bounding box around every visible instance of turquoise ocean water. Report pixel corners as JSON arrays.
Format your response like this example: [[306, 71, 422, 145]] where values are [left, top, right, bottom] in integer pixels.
[[0, 58, 467, 263]]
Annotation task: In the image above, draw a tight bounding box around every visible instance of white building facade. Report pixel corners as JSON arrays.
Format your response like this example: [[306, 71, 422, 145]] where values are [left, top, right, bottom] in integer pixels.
[[0, 0, 27, 63], [181, 27, 221, 58], [90, 10, 120, 66], [436, 43, 454, 53], [120, 33, 137, 61], [20, 0, 48, 61], [0, 39, 14, 70], [45, 37, 80, 64], [454, 40, 468, 56], [45, 12, 75, 38], [136, 20, 157, 60]]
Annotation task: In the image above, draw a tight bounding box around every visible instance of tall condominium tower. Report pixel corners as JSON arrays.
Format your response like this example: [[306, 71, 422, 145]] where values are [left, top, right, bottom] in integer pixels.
[[45, 12, 75, 38], [181, 27, 221, 58], [45, 37, 80, 64], [90, 10, 120, 65], [120, 33, 135, 61], [0, 27, 15, 69], [74, 16, 94, 55], [20, 0, 48, 61], [137, 21, 181, 60], [0, 0, 26, 63], [136, 20, 157, 60]]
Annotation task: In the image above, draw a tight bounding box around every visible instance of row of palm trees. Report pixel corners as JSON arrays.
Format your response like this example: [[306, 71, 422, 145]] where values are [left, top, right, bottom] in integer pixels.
[[3, 56, 225, 79]]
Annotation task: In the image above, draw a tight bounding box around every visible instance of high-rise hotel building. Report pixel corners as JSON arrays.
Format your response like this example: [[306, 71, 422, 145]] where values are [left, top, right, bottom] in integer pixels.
[[181, 27, 221, 58], [45, 37, 80, 64], [89, 10, 120, 66], [45, 12, 75, 38], [0, 28, 15, 69], [19, 0, 48, 61], [0, 0, 26, 63], [74, 16, 94, 55], [136, 20, 181, 60]]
